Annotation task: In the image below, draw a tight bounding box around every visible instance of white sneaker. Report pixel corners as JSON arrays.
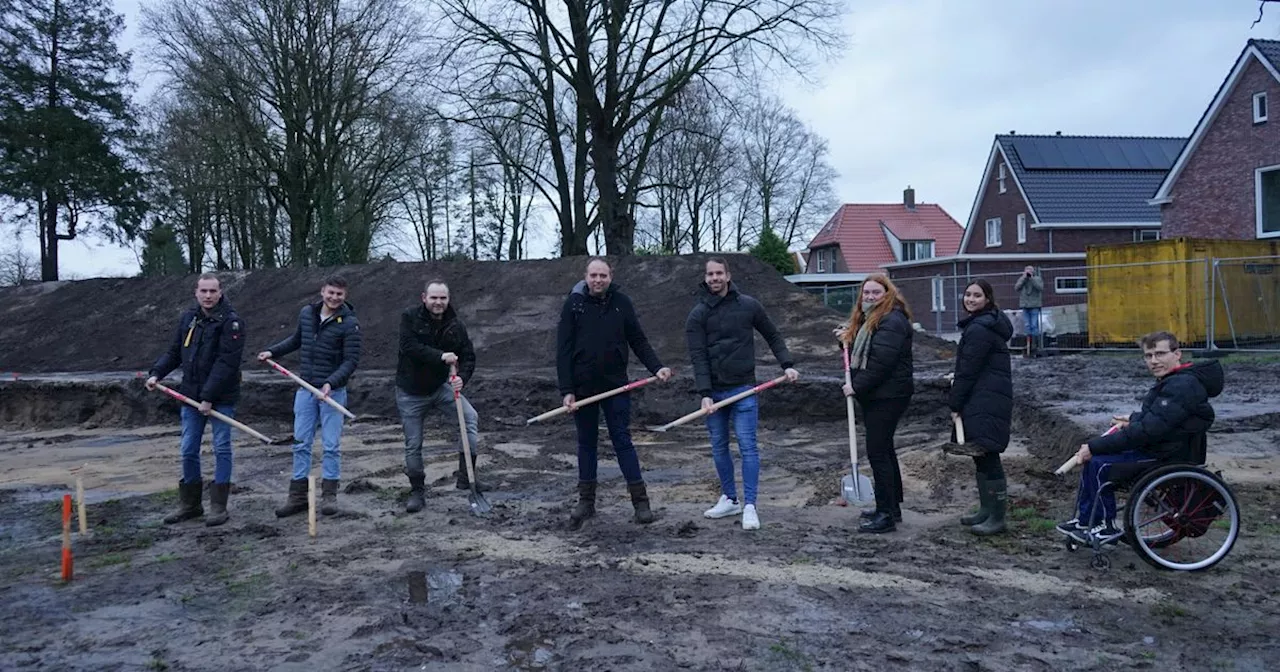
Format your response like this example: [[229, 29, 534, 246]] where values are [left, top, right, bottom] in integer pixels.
[[704, 495, 743, 519], [741, 504, 760, 530]]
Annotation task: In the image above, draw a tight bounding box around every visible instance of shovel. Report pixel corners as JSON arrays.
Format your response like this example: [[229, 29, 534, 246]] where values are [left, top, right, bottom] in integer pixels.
[[649, 375, 788, 432], [1054, 424, 1122, 475], [839, 345, 874, 504], [941, 415, 985, 457], [451, 366, 491, 516]]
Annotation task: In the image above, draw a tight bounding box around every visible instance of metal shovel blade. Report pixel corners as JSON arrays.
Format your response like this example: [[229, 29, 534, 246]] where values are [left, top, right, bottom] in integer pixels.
[[841, 472, 875, 504], [466, 488, 492, 516]]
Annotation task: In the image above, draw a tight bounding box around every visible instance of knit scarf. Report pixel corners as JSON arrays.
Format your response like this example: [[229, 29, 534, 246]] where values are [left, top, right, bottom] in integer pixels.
[[848, 300, 877, 370]]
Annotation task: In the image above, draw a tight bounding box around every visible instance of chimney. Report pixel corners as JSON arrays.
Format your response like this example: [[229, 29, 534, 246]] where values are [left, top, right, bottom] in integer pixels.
[[903, 186, 916, 210], [1055, 130, 1062, 136]]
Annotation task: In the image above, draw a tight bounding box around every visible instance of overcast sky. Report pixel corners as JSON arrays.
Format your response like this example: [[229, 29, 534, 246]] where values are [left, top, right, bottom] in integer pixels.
[[9, 0, 1280, 278]]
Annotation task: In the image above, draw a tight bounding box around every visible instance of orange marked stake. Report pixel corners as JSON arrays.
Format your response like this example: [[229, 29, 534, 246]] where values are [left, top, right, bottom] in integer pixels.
[[61, 494, 73, 582]]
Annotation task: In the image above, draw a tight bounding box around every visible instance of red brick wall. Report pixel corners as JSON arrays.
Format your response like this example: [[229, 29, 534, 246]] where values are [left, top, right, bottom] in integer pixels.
[[889, 259, 1089, 332], [1162, 56, 1280, 239]]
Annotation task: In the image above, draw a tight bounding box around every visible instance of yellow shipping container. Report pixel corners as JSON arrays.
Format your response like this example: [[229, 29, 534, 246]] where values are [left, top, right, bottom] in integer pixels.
[[1086, 238, 1280, 346]]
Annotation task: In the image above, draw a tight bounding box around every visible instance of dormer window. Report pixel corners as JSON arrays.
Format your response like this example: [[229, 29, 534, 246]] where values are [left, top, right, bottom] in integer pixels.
[[901, 240, 933, 261], [1255, 92, 1269, 124]]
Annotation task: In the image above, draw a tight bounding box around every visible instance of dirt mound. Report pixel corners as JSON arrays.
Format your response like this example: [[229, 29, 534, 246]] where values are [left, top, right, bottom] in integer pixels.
[[0, 253, 954, 374]]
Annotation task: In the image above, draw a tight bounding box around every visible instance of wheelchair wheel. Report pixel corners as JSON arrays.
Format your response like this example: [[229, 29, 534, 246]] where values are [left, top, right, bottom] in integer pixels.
[[1125, 465, 1240, 572]]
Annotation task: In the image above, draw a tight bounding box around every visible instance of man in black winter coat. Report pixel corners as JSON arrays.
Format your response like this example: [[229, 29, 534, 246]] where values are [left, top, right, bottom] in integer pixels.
[[686, 257, 799, 532], [259, 275, 362, 518], [557, 258, 673, 529], [145, 273, 246, 527], [1057, 331, 1224, 541], [395, 280, 487, 513]]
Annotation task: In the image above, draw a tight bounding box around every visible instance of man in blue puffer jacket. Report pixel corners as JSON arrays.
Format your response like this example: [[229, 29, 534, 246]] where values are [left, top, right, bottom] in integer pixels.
[[259, 275, 362, 518]]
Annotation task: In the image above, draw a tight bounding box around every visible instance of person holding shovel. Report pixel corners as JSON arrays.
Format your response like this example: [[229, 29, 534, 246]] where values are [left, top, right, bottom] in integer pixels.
[[687, 257, 799, 531], [258, 275, 362, 518], [838, 274, 913, 534], [947, 279, 1013, 536], [145, 273, 245, 528], [557, 258, 673, 529], [394, 279, 489, 513]]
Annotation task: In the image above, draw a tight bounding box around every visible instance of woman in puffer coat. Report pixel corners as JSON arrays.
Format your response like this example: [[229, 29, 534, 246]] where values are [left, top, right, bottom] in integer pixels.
[[949, 279, 1014, 536]]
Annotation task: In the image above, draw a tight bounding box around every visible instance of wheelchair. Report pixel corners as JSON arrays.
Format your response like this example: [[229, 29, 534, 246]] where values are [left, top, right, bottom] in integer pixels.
[[1061, 442, 1241, 572]]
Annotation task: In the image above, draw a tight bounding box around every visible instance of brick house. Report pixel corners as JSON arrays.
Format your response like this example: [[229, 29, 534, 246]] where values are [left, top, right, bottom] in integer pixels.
[[885, 133, 1186, 333], [787, 187, 963, 312], [1151, 39, 1280, 240]]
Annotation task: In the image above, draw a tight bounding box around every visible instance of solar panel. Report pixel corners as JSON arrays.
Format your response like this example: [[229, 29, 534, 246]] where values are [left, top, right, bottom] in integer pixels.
[[1010, 136, 1185, 171]]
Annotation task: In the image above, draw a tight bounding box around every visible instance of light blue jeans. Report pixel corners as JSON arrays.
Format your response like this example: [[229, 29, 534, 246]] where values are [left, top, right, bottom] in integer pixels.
[[180, 404, 235, 484], [291, 387, 348, 481], [705, 385, 760, 506]]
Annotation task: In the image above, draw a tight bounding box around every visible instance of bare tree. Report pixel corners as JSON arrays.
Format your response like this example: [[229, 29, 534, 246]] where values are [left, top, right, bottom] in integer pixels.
[[0, 243, 38, 286]]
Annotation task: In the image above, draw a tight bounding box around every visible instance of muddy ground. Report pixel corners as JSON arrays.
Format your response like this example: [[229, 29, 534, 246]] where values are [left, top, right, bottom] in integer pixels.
[[2, 351, 1278, 671]]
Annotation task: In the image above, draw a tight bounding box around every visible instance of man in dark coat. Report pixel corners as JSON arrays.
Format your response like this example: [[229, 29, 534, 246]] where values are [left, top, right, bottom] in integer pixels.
[[395, 279, 487, 513], [686, 257, 799, 531], [557, 258, 672, 529], [146, 273, 245, 527], [1057, 331, 1224, 542], [259, 275, 362, 518]]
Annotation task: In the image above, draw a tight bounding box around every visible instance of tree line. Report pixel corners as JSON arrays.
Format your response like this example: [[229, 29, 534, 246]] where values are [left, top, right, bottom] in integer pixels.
[[0, 0, 845, 281]]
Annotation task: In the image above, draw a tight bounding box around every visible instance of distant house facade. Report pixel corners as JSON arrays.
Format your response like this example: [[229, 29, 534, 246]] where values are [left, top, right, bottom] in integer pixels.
[[886, 133, 1186, 332], [787, 187, 964, 312], [1152, 39, 1280, 240]]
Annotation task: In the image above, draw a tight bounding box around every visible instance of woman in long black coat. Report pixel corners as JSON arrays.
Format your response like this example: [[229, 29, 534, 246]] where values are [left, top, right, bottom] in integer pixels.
[[949, 279, 1014, 536]]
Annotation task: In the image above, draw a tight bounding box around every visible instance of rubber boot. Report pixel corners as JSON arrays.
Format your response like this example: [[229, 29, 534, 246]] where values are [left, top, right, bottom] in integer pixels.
[[320, 478, 339, 516], [163, 480, 203, 524], [205, 482, 231, 527], [455, 451, 490, 492], [405, 473, 426, 513], [961, 472, 991, 526], [569, 481, 596, 530], [970, 478, 1007, 536], [274, 479, 309, 518], [628, 482, 655, 524]]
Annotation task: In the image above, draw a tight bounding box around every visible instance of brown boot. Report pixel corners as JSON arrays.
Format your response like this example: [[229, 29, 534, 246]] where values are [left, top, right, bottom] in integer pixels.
[[163, 480, 203, 524], [320, 479, 339, 516], [569, 481, 596, 530], [274, 479, 309, 518], [205, 482, 231, 527], [628, 482, 655, 524]]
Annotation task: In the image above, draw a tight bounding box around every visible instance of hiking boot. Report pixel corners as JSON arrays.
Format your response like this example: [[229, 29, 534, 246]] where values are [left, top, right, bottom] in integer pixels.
[[961, 473, 991, 526], [861, 508, 902, 522], [205, 482, 231, 527], [274, 479, 309, 518], [859, 511, 896, 534], [569, 481, 596, 530], [163, 480, 204, 524], [704, 495, 742, 519], [969, 478, 1006, 536], [741, 504, 760, 530], [405, 473, 426, 514], [320, 478, 340, 516], [455, 451, 490, 492], [627, 481, 655, 525]]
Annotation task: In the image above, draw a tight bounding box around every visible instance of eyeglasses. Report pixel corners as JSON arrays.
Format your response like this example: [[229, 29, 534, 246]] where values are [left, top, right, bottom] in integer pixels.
[[1142, 350, 1174, 360]]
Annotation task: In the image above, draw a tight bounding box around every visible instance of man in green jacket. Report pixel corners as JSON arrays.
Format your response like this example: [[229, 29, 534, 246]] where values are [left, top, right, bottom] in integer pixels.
[[1014, 265, 1044, 356]]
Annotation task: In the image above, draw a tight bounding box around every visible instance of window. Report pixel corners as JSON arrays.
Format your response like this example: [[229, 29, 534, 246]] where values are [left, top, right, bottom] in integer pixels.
[[1138, 229, 1160, 242], [1016, 213, 1027, 244], [815, 249, 826, 272], [1255, 92, 1269, 124], [985, 217, 1002, 247], [931, 276, 945, 312], [901, 240, 934, 261], [1055, 276, 1088, 294], [1258, 165, 1280, 238], [998, 163, 1007, 194]]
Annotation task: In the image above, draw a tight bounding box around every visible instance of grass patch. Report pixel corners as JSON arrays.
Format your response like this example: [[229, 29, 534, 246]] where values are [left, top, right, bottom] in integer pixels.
[[153, 553, 179, 564], [1149, 600, 1188, 621], [1009, 504, 1058, 533], [226, 571, 271, 597], [767, 639, 813, 672], [790, 555, 814, 565]]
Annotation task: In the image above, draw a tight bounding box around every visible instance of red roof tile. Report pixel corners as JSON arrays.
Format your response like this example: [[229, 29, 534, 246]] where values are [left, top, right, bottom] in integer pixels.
[[807, 203, 964, 273]]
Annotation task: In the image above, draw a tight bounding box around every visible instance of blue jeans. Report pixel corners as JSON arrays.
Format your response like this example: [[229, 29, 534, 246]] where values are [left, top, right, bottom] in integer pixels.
[[396, 385, 479, 476], [180, 404, 235, 484], [1024, 307, 1042, 337], [1076, 450, 1158, 524], [705, 385, 760, 506], [573, 393, 644, 485], [291, 387, 348, 481]]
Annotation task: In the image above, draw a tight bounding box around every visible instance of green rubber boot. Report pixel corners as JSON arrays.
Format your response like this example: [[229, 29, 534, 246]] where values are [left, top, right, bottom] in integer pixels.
[[970, 478, 1007, 536]]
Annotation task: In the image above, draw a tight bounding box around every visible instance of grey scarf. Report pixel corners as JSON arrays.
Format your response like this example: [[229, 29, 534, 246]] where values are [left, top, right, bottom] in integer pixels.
[[848, 300, 877, 370]]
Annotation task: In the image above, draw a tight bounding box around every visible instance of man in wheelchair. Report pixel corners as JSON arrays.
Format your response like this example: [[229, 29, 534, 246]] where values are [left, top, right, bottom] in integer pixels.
[[1056, 331, 1224, 544]]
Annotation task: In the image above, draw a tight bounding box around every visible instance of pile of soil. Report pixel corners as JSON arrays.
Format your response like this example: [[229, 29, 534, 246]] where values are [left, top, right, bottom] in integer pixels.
[[0, 253, 955, 375]]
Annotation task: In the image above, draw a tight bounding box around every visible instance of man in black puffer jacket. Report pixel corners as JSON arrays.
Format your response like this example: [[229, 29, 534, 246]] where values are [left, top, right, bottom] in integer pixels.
[[557, 258, 672, 529], [146, 273, 246, 528], [395, 279, 487, 513], [260, 275, 362, 518], [1057, 331, 1224, 541]]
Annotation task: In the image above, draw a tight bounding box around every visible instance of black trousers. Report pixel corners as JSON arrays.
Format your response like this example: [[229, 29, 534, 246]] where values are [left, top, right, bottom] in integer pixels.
[[860, 396, 910, 515], [973, 452, 1005, 480]]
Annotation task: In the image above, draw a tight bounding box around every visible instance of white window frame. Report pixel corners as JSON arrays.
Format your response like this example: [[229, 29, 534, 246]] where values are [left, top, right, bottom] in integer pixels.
[[985, 217, 1002, 247], [1016, 213, 1027, 244], [998, 163, 1007, 194], [1138, 229, 1160, 242], [931, 276, 945, 312], [1055, 276, 1088, 294], [901, 240, 934, 261], [1255, 92, 1269, 124], [815, 249, 826, 272], [1258, 164, 1280, 239]]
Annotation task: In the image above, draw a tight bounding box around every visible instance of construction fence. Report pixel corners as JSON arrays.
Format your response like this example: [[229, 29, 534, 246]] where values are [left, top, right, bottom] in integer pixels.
[[867, 255, 1280, 353]]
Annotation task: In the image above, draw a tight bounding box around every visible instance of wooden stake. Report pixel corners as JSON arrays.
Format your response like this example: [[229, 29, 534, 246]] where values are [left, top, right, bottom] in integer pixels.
[[307, 475, 317, 538], [61, 494, 73, 582], [75, 475, 88, 535]]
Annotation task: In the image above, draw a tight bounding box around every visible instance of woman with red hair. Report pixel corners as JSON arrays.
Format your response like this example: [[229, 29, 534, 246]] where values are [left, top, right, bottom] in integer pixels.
[[839, 274, 915, 533]]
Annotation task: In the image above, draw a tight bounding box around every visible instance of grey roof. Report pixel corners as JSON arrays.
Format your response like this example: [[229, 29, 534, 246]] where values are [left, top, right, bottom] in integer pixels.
[[1252, 39, 1280, 73], [997, 134, 1187, 223]]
